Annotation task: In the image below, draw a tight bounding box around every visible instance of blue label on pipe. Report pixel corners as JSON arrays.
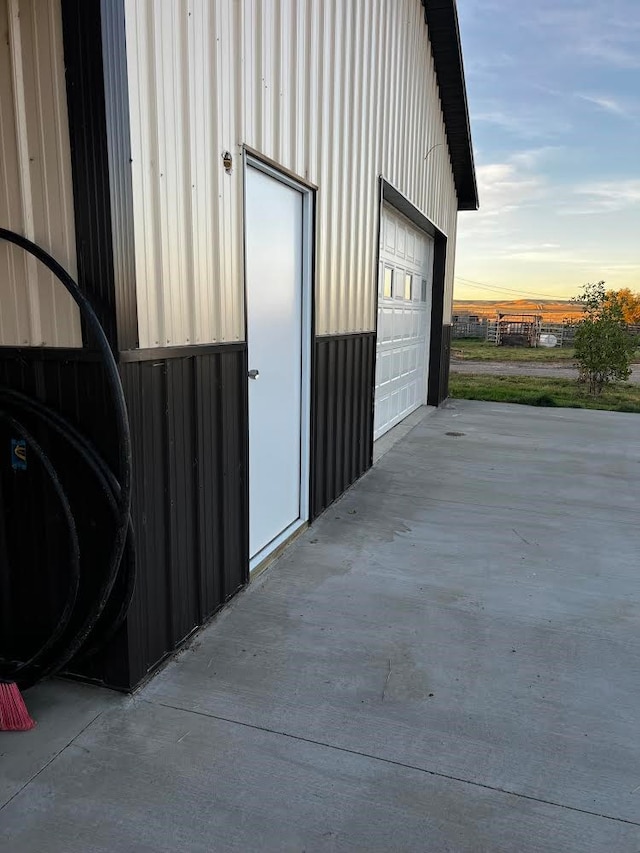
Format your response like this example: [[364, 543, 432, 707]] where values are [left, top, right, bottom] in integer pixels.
[[11, 439, 27, 471]]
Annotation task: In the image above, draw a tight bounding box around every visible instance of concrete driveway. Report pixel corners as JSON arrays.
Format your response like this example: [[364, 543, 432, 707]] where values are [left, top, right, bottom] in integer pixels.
[[2, 401, 640, 851]]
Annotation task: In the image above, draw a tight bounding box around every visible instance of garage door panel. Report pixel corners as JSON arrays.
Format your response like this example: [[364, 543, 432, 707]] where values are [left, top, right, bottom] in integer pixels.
[[400, 307, 413, 339], [391, 349, 401, 378], [374, 205, 434, 441], [396, 225, 406, 257], [377, 309, 391, 344], [384, 218, 396, 253], [406, 231, 415, 263], [412, 312, 421, 338], [376, 350, 392, 386]]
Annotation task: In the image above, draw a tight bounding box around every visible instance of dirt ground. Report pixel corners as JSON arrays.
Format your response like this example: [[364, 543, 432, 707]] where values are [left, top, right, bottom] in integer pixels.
[[450, 359, 640, 384]]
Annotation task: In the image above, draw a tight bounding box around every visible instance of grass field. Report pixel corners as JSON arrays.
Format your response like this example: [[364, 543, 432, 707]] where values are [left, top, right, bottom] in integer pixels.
[[449, 374, 640, 413], [451, 338, 577, 362]]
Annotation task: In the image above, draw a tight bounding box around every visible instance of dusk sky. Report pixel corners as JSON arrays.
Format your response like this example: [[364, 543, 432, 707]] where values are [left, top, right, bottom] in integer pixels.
[[454, 0, 640, 301]]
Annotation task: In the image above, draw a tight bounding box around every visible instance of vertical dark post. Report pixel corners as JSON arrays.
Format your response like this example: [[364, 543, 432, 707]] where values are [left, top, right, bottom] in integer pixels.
[[427, 235, 449, 406], [59, 0, 138, 688], [61, 0, 138, 352]]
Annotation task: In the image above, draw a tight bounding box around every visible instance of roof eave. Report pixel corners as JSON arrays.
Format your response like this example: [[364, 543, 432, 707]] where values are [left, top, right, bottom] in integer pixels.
[[421, 0, 479, 211]]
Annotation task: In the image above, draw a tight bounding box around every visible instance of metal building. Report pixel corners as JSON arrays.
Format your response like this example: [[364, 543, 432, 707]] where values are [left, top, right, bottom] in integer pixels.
[[0, 0, 477, 689]]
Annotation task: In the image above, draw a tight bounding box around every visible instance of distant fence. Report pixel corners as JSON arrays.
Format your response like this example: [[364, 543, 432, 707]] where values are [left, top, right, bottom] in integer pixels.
[[452, 318, 577, 347], [538, 323, 576, 347], [451, 319, 488, 339], [452, 317, 640, 346]]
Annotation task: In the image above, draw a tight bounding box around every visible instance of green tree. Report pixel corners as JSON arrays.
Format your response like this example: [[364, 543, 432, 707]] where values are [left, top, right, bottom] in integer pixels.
[[573, 282, 635, 395]]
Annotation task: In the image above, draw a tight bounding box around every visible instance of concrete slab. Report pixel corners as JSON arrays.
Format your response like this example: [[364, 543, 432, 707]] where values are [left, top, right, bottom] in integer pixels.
[[0, 679, 124, 809], [141, 401, 640, 825], [2, 700, 638, 852], [2, 400, 640, 850], [141, 499, 640, 823], [373, 404, 435, 463]]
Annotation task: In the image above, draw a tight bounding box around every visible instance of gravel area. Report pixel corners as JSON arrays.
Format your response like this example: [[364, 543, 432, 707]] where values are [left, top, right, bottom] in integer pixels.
[[450, 359, 640, 384]]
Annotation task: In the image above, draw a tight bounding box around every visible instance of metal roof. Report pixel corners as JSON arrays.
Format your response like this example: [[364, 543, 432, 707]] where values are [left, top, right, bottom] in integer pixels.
[[421, 0, 478, 211]]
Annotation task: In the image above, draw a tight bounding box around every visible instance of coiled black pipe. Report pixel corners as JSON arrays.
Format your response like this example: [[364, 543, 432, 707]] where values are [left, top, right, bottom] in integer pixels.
[[0, 228, 134, 689]]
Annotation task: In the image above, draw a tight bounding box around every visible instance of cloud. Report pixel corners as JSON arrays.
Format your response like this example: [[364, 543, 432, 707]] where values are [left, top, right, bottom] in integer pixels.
[[562, 180, 640, 215], [577, 94, 627, 116], [473, 105, 571, 140], [523, 1, 640, 70], [576, 93, 640, 122], [577, 38, 640, 70], [600, 263, 640, 273], [477, 162, 544, 217], [472, 239, 592, 265], [510, 147, 563, 169], [497, 249, 594, 264], [504, 243, 562, 251], [457, 152, 552, 242], [473, 157, 548, 219], [465, 51, 516, 78]]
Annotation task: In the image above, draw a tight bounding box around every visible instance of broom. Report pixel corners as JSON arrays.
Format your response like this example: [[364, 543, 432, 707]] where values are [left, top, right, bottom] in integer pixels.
[[0, 462, 34, 731], [0, 679, 35, 731]]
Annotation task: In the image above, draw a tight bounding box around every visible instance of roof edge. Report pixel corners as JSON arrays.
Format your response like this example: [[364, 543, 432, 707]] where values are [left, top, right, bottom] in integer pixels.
[[421, 0, 478, 211]]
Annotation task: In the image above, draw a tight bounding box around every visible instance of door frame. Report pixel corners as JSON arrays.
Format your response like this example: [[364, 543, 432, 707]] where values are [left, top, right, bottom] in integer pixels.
[[243, 152, 314, 572]]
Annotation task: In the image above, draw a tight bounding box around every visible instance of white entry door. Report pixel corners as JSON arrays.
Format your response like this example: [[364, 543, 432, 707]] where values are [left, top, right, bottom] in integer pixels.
[[245, 161, 311, 568], [374, 205, 434, 440]]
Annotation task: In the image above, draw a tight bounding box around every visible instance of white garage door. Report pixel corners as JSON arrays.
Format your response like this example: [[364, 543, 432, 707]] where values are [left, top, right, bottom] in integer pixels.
[[374, 205, 434, 441]]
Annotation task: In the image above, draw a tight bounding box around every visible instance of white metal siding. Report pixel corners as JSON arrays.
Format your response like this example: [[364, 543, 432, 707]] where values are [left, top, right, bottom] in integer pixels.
[[125, 0, 459, 347], [0, 0, 80, 347]]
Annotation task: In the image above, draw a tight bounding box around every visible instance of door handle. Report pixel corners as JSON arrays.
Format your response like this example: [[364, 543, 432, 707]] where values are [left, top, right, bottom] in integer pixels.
[[248, 369, 260, 380]]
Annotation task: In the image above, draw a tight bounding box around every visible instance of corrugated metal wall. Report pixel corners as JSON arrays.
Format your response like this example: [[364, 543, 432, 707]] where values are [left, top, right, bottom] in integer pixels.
[[119, 347, 249, 687], [124, 0, 244, 347], [0, 0, 80, 347], [124, 0, 459, 347], [311, 333, 376, 518], [0, 348, 119, 680], [0, 342, 249, 692]]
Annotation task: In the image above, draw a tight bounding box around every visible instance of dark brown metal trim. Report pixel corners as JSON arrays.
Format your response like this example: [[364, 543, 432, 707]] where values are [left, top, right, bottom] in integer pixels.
[[0, 344, 247, 364], [61, 0, 139, 352], [119, 342, 246, 363], [314, 332, 375, 342], [0, 346, 102, 362], [420, 0, 478, 211], [427, 237, 449, 405], [381, 179, 445, 240]]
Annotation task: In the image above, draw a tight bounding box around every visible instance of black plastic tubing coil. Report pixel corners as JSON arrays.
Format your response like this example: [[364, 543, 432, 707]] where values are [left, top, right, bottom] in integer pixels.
[[0, 228, 135, 689]]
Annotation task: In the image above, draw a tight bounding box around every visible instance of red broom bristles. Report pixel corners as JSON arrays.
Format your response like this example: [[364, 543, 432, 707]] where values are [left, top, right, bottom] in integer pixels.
[[0, 681, 36, 731]]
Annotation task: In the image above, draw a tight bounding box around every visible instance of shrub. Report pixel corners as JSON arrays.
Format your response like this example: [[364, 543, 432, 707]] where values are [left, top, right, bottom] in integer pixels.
[[573, 282, 636, 395]]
